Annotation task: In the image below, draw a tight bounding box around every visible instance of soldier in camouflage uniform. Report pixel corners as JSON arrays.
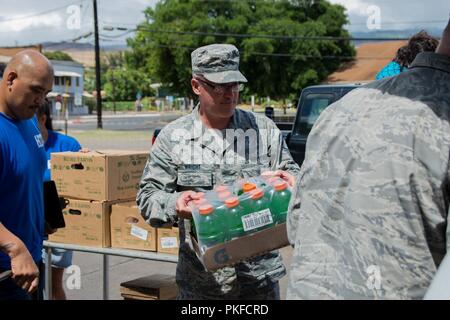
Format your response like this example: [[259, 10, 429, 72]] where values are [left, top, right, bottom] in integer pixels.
[[287, 21, 450, 300], [137, 44, 299, 299]]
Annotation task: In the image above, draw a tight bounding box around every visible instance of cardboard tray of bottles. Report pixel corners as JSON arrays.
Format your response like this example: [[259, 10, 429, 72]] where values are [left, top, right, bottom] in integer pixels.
[[189, 176, 291, 271]]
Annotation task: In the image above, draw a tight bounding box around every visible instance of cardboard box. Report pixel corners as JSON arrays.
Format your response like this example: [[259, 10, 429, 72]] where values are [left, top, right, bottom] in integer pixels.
[[48, 198, 120, 247], [191, 223, 289, 272], [51, 150, 148, 201], [157, 227, 180, 255], [120, 274, 178, 300], [110, 202, 157, 251]]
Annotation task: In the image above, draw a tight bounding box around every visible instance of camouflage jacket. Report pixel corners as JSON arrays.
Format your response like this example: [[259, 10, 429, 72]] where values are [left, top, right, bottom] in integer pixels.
[[287, 52, 450, 299], [137, 105, 300, 298]]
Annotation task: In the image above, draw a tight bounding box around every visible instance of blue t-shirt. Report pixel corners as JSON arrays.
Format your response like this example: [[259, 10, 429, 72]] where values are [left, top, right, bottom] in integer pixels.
[[375, 61, 408, 80], [44, 130, 81, 182], [0, 113, 47, 269]]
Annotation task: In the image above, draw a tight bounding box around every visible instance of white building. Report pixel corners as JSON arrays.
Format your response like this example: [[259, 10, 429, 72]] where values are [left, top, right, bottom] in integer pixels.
[[48, 59, 87, 115]]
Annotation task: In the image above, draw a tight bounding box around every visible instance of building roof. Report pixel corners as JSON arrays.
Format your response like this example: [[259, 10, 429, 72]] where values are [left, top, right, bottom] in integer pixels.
[[54, 70, 82, 77]]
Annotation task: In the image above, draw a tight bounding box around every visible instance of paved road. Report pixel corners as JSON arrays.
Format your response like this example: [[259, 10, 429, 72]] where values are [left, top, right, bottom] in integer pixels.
[[53, 112, 183, 131]]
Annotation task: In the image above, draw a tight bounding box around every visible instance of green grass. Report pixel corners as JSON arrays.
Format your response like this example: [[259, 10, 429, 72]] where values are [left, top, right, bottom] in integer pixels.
[[102, 101, 135, 111]]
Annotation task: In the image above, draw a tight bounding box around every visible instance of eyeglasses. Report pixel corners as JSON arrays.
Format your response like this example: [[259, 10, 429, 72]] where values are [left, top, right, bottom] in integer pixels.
[[196, 78, 244, 94]]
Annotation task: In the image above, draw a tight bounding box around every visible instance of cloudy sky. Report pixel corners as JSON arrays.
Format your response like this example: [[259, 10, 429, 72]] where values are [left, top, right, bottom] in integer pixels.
[[0, 0, 448, 47]]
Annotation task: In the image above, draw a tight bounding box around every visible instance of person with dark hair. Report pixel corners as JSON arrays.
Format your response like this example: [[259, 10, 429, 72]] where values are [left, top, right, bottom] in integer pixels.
[[375, 45, 410, 80], [407, 30, 440, 65], [375, 30, 439, 80], [36, 99, 82, 300]]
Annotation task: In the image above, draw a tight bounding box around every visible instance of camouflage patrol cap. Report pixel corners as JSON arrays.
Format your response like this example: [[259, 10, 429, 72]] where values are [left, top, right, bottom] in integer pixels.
[[191, 44, 248, 84]]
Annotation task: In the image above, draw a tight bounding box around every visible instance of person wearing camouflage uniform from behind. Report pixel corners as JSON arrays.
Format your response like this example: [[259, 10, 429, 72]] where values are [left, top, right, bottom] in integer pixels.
[[137, 44, 299, 299], [287, 20, 450, 300]]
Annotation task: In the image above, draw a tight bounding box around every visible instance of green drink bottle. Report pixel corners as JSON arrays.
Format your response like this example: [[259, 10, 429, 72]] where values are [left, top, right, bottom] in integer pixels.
[[241, 188, 274, 234], [270, 181, 292, 224], [223, 197, 245, 240], [196, 204, 226, 247]]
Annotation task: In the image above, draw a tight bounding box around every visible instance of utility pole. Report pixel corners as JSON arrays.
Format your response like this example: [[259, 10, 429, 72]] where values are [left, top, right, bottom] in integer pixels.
[[93, 0, 102, 129]]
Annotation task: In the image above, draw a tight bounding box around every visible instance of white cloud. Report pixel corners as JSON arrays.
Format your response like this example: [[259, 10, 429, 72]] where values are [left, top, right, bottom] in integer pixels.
[[0, 13, 63, 33]]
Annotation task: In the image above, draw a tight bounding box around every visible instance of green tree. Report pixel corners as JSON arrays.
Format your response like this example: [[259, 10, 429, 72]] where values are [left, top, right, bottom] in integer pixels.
[[127, 0, 355, 99], [44, 51, 74, 61], [104, 67, 154, 101]]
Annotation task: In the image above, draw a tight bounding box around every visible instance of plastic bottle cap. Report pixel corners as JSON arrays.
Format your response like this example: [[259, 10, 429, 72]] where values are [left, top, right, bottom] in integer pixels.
[[214, 185, 229, 193], [274, 181, 288, 191], [225, 197, 239, 208], [243, 182, 256, 193], [251, 189, 264, 200], [199, 204, 214, 215], [218, 191, 232, 200], [196, 192, 205, 198]]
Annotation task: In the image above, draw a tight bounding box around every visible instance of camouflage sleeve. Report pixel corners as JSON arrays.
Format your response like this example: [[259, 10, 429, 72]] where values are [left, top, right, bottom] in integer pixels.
[[277, 134, 300, 175], [267, 119, 300, 175], [136, 131, 179, 228]]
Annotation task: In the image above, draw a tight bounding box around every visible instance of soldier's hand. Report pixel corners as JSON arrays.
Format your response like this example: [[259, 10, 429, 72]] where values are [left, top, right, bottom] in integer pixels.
[[176, 191, 201, 219], [262, 170, 296, 187], [9, 243, 40, 293]]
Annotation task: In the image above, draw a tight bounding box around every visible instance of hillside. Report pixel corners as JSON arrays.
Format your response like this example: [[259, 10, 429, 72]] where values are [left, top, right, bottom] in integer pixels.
[[326, 40, 407, 82]]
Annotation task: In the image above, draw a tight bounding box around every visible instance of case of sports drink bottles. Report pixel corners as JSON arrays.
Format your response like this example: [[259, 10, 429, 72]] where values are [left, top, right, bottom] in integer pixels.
[[189, 175, 292, 270]]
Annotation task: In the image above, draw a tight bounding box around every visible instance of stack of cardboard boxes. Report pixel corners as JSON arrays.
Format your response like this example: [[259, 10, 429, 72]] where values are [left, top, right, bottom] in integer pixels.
[[49, 150, 179, 255]]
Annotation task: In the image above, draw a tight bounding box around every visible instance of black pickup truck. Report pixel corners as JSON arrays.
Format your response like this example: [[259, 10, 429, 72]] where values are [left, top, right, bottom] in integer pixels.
[[151, 83, 363, 167], [283, 83, 363, 166]]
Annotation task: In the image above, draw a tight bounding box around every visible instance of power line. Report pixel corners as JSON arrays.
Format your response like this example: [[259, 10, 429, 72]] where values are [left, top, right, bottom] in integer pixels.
[[108, 25, 417, 41], [100, 29, 135, 39], [142, 43, 389, 60], [76, 39, 389, 60], [104, 18, 449, 28]]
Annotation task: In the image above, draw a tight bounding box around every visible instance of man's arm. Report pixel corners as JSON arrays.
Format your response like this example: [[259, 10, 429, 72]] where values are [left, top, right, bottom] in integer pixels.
[[0, 223, 39, 293], [273, 129, 301, 176], [136, 131, 180, 228], [262, 122, 300, 186]]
